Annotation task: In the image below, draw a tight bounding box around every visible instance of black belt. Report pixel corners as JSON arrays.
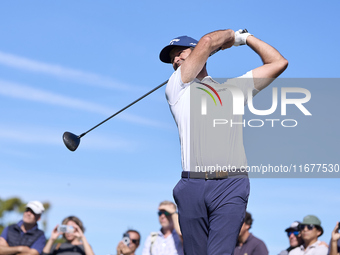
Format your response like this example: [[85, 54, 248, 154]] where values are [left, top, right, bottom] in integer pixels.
[[181, 170, 248, 180]]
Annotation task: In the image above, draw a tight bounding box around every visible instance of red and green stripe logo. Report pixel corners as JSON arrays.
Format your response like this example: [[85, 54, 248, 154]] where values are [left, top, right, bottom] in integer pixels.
[[196, 82, 222, 106]]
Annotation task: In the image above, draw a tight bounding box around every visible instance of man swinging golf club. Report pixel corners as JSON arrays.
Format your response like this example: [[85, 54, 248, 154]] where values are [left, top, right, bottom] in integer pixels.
[[160, 28, 288, 254]]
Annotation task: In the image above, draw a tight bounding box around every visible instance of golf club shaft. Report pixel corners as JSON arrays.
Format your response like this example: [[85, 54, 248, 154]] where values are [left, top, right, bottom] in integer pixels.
[[78, 43, 233, 138], [79, 80, 168, 138]]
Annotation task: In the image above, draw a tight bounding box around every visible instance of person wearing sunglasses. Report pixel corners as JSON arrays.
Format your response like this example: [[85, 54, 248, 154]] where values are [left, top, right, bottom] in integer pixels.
[[142, 201, 183, 255], [279, 221, 303, 255], [0, 201, 46, 255], [289, 215, 328, 255], [116, 230, 141, 255]]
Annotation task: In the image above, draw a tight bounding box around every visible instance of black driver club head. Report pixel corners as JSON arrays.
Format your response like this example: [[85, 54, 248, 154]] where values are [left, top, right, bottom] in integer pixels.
[[63, 132, 81, 151]]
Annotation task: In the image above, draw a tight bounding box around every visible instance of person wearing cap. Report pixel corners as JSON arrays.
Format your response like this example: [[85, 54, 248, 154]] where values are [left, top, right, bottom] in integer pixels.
[[234, 212, 269, 255], [160, 28, 288, 254], [329, 221, 340, 255], [279, 221, 304, 255], [0, 201, 46, 255], [142, 201, 183, 255], [289, 215, 328, 255]]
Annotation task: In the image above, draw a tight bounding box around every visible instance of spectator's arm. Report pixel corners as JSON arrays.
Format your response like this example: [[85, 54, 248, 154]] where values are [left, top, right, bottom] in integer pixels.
[[73, 225, 94, 255], [80, 236, 94, 255], [0, 231, 43, 255], [330, 241, 339, 255], [116, 241, 122, 255], [0, 236, 32, 255], [0, 238, 9, 247], [171, 213, 183, 242], [42, 239, 54, 255], [16, 248, 39, 255], [330, 222, 340, 255], [0, 245, 31, 255], [43, 224, 61, 255], [116, 241, 135, 255]]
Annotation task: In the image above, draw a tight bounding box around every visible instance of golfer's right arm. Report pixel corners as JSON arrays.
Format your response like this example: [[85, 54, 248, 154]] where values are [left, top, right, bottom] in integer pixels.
[[180, 29, 235, 83]]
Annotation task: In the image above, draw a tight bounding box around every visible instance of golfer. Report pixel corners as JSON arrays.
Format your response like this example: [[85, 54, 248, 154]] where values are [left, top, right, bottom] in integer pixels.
[[160, 29, 288, 255]]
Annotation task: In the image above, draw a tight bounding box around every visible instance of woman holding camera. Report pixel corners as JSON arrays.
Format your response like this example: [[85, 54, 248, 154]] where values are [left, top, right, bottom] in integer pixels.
[[42, 216, 95, 255]]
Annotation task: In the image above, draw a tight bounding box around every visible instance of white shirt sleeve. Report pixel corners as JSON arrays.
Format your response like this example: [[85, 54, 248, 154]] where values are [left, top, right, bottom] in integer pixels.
[[165, 66, 191, 106]]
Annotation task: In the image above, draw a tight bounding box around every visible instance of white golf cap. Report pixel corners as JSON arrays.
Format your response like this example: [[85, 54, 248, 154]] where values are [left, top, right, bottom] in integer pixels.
[[26, 201, 45, 215]]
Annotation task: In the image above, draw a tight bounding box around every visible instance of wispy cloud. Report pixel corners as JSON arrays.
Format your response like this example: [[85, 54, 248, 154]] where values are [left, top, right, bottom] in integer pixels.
[[0, 127, 60, 145], [0, 79, 167, 128], [0, 125, 134, 151], [0, 51, 137, 91]]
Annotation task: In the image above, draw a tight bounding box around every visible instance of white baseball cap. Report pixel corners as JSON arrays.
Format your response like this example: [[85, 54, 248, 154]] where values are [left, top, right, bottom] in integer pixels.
[[26, 201, 45, 215], [285, 221, 300, 232]]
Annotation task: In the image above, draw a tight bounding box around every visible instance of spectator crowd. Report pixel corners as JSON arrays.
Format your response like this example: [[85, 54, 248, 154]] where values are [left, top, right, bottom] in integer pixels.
[[0, 200, 339, 255]]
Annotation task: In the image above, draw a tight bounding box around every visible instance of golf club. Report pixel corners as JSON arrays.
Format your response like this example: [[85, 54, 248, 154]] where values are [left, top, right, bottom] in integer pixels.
[[63, 79, 168, 151], [63, 29, 248, 151]]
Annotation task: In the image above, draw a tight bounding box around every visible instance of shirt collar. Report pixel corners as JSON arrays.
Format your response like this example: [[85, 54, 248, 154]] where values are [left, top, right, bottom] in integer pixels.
[[17, 220, 38, 232], [244, 233, 254, 244], [158, 229, 175, 238], [193, 76, 217, 84], [300, 240, 320, 250]]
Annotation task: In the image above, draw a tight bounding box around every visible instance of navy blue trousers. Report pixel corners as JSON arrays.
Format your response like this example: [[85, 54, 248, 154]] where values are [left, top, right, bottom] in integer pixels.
[[173, 176, 250, 255]]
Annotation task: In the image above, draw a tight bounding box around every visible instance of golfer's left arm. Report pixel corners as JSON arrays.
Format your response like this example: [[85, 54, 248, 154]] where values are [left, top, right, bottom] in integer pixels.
[[246, 35, 288, 91]]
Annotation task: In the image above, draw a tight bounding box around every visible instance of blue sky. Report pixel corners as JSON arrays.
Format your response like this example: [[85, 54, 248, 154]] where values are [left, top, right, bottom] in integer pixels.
[[0, 1, 339, 255]]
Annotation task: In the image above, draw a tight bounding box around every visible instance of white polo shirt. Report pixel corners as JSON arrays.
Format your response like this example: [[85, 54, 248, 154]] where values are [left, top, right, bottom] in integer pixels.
[[289, 241, 328, 255], [165, 66, 258, 172]]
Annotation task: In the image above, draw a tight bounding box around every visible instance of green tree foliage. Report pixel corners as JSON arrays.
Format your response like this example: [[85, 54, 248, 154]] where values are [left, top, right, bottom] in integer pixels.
[[0, 197, 50, 234]]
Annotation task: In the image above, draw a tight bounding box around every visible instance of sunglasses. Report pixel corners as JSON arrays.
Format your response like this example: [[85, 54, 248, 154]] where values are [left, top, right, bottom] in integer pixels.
[[131, 239, 139, 245], [158, 211, 171, 217], [287, 231, 299, 237], [299, 224, 315, 230], [25, 208, 37, 215]]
